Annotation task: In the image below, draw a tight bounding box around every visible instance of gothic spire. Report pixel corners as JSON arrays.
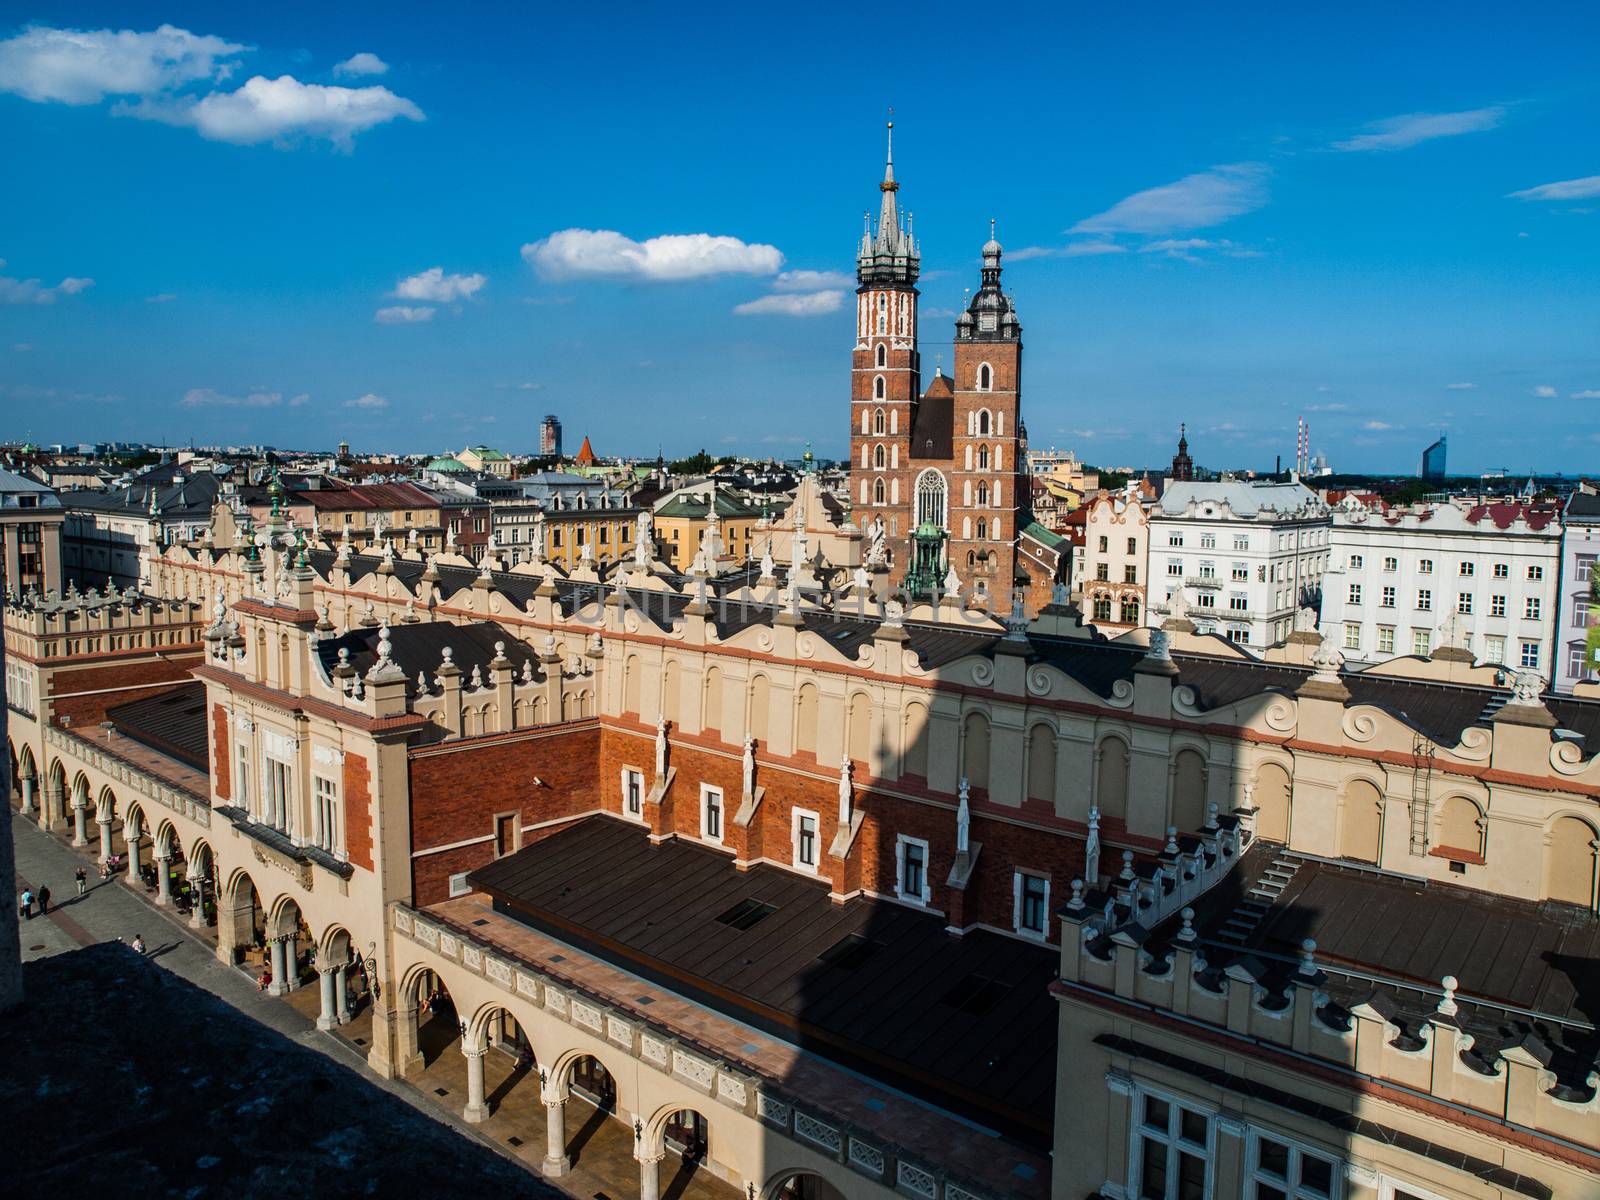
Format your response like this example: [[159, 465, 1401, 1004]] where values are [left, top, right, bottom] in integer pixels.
[[857, 117, 918, 286], [877, 119, 900, 250]]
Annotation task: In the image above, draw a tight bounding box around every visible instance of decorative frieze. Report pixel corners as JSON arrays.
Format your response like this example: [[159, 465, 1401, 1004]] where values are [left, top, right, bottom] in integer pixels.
[[640, 1033, 669, 1068], [794, 1111, 842, 1154], [716, 1073, 747, 1108], [570, 998, 603, 1032], [311, 743, 346, 767], [606, 1014, 634, 1048], [896, 1159, 937, 1198], [485, 956, 512, 987], [543, 986, 569, 1017], [461, 944, 482, 972], [414, 922, 438, 949], [756, 1091, 791, 1128], [946, 1185, 985, 1200], [848, 1137, 885, 1177], [672, 1048, 715, 1090], [392, 908, 412, 933], [438, 932, 460, 960], [515, 971, 538, 1000]]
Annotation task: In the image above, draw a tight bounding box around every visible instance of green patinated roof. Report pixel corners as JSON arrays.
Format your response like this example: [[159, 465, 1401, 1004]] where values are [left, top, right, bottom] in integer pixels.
[[656, 491, 764, 520], [427, 456, 468, 472], [1021, 520, 1066, 549], [467, 446, 508, 460]]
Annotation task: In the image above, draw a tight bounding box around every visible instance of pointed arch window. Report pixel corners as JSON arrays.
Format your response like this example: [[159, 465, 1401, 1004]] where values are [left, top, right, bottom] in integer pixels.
[[978, 363, 992, 391], [876, 343, 887, 367], [873, 443, 886, 469], [976, 482, 990, 507], [978, 410, 991, 436], [873, 407, 886, 435], [977, 518, 988, 540], [977, 445, 990, 471], [915, 469, 948, 530], [874, 375, 886, 400], [873, 477, 886, 505], [877, 293, 887, 335]]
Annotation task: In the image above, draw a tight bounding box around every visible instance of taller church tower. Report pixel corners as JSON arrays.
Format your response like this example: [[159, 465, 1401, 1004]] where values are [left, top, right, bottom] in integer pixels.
[[849, 122, 920, 570]]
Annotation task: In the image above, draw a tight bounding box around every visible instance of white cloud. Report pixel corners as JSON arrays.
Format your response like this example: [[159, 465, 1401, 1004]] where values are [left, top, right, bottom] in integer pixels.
[[158, 75, 424, 147], [1139, 237, 1260, 263], [12, 343, 32, 352], [1307, 402, 1349, 412], [1008, 241, 1129, 261], [522, 229, 783, 282], [374, 305, 435, 324], [332, 52, 388, 79], [1362, 420, 1394, 431], [1571, 389, 1600, 400], [288, 393, 310, 406], [394, 266, 486, 302], [733, 290, 845, 317], [1072, 163, 1269, 235], [1533, 385, 1557, 398], [1508, 174, 1600, 202], [346, 392, 388, 410], [1445, 381, 1475, 390], [0, 23, 244, 104], [1065, 240, 1128, 257], [772, 269, 853, 291], [181, 387, 285, 408], [145, 292, 176, 303], [1333, 107, 1503, 152], [0, 274, 94, 304]]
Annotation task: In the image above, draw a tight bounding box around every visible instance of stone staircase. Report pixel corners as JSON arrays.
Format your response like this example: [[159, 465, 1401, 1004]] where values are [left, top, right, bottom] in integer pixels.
[[1214, 851, 1304, 946]]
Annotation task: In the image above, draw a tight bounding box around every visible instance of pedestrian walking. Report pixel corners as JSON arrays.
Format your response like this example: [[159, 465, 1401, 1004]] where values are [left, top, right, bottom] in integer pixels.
[[75, 867, 87, 897], [131, 934, 146, 955], [19, 889, 32, 920], [37, 886, 51, 915]]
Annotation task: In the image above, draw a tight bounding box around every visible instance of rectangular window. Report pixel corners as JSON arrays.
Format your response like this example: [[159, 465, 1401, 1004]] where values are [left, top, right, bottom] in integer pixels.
[[312, 774, 338, 854], [1520, 640, 1540, 668], [1493, 562, 1509, 578], [1413, 629, 1431, 656], [1014, 871, 1049, 937], [1485, 634, 1505, 663], [494, 813, 517, 858], [793, 809, 819, 872], [1233, 534, 1249, 551], [1167, 558, 1183, 577], [1200, 532, 1216, 549], [1343, 623, 1361, 650], [896, 835, 929, 904], [448, 872, 471, 898], [1491, 593, 1507, 617], [1169, 533, 1184, 547], [1228, 624, 1251, 645], [265, 757, 293, 833], [1131, 1089, 1212, 1200], [1231, 562, 1248, 581], [1416, 589, 1432, 611], [1525, 596, 1541, 620], [1196, 592, 1216, 609], [1457, 592, 1472, 614], [1124, 564, 1138, 584], [1459, 560, 1474, 576], [1128, 537, 1138, 555], [1098, 535, 1109, 552], [1378, 626, 1395, 654], [621, 768, 644, 818], [701, 784, 724, 843], [235, 743, 251, 810], [1527, 564, 1543, 581], [1229, 593, 1248, 612], [1096, 562, 1110, 581], [1379, 585, 1396, 608], [1247, 1131, 1339, 1200], [1347, 584, 1362, 605], [1568, 642, 1592, 680]]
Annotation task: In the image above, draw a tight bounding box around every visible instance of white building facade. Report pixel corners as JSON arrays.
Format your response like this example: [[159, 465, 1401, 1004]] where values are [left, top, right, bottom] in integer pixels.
[[1556, 488, 1600, 692], [1078, 487, 1150, 634], [1320, 500, 1561, 671], [1148, 480, 1331, 647]]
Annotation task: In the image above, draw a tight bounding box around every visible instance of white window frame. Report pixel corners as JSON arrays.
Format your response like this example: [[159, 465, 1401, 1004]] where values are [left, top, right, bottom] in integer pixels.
[[700, 783, 724, 844], [621, 767, 645, 820], [895, 834, 930, 905], [312, 773, 339, 855], [1377, 1178, 1450, 1200], [792, 807, 819, 873], [235, 741, 251, 811], [1126, 1083, 1216, 1200], [1245, 1127, 1343, 1200], [448, 871, 471, 898], [1013, 870, 1050, 939]]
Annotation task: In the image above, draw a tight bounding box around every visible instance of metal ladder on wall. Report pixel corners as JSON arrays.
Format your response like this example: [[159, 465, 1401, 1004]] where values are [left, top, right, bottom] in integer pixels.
[[1408, 731, 1435, 856]]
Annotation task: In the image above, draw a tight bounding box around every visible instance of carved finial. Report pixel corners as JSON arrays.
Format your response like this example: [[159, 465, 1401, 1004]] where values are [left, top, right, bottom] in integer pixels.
[[1309, 633, 1344, 682], [1165, 826, 1179, 855], [1120, 849, 1135, 882], [1299, 938, 1318, 977], [1178, 906, 1196, 942], [1438, 974, 1459, 1016], [441, 646, 453, 666], [1068, 879, 1085, 909]]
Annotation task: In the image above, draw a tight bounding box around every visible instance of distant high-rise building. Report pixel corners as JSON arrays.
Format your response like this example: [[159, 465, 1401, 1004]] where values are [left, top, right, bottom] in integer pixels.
[[1420, 434, 1447, 481], [540, 415, 563, 458]]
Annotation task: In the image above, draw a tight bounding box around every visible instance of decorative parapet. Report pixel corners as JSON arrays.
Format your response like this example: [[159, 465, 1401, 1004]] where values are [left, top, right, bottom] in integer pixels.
[[45, 722, 210, 827], [391, 904, 995, 1200]]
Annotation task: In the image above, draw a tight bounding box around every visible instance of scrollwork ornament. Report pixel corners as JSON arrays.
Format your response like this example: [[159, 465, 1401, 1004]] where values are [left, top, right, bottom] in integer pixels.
[[1026, 665, 1053, 697], [1340, 707, 1378, 742], [1108, 679, 1135, 709], [969, 660, 995, 687], [1264, 697, 1297, 733], [1550, 739, 1587, 776]]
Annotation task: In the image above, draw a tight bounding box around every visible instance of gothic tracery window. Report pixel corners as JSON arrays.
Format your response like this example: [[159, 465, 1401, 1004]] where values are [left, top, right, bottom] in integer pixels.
[[915, 469, 948, 530], [873, 407, 885, 435]]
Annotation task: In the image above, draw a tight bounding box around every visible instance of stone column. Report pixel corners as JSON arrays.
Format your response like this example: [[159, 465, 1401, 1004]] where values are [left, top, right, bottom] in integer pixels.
[[71, 801, 88, 847], [461, 1046, 489, 1123], [638, 1153, 664, 1200], [124, 828, 142, 882], [39, 783, 61, 831], [269, 936, 290, 996], [387, 1002, 424, 1078], [154, 855, 173, 905], [542, 1098, 569, 1176], [98, 818, 115, 863], [317, 968, 340, 1031], [20, 776, 35, 816], [285, 934, 300, 990], [334, 965, 351, 1023]]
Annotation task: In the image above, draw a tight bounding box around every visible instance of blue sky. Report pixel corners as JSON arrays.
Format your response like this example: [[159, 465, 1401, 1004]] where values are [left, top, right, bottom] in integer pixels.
[[1, 2, 1597, 473]]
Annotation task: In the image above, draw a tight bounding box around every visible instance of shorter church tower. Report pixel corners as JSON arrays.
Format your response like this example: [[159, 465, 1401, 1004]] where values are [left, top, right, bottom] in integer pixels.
[[1169, 425, 1194, 482]]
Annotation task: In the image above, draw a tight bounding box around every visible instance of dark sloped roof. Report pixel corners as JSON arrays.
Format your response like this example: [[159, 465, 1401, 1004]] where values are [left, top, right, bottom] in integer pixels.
[[470, 815, 1059, 1147], [909, 388, 953, 462], [316, 621, 542, 685], [104, 681, 209, 770]]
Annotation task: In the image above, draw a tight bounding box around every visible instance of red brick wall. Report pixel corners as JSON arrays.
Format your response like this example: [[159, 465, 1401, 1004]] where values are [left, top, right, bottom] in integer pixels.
[[212, 705, 231, 802], [344, 752, 374, 871], [407, 724, 600, 906], [48, 656, 202, 730]]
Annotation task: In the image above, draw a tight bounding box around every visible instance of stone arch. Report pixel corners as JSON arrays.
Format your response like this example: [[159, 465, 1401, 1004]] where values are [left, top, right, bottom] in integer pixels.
[[17, 743, 35, 785], [846, 691, 872, 764], [402, 965, 462, 1070], [154, 818, 182, 860], [961, 710, 991, 793], [47, 757, 67, 818], [762, 1169, 850, 1200], [550, 1048, 620, 1113], [69, 770, 91, 811], [1171, 747, 1207, 833], [1339, 778, 1384, 864], [1545, 814, 1598, 908], [466, 999, 533, 1059], [1254, 760, 1293, 844], [320, 923, 355, 968], [266, 894, 305, 940], [794, 682, 819, 758], [1095, 734, 1130, 822], [901, 702, 929, 779], [1026, 721, 1056, 804], [1438, 794, 1484, 858], [643, 1100, 713, 1166]]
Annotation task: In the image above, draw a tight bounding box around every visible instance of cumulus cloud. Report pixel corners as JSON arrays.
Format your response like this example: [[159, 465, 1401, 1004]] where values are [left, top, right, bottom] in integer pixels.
[[1445, 381, 1475, 390], [154, 75, 424, 147], [332, 52, 388, 78], [522, 229, 783, 282], [1508, 174, 1600, 202], [771, 269, 853, 291], [181, 387, 287, 408], [1333, 107, 1503, 152], [1362, 420, 1394, 431], [346, 392, 388, 410], [1072, 163, 1269, 235], [1533, 385, 1557, 398], [0, 273, 94, 304], [1571, 389, 1600, 400], [733, 290, 844, 317], [0, 22, 244, 104], [374, 305, 435, 324], [394, 266, 485, 302]]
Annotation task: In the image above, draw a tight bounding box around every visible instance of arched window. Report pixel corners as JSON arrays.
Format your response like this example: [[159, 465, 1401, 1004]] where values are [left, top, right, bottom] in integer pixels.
[[1547, 816, 1598, 908], [1439, 796, 1484, 857], [872, 407, 885, 435], [977, 445, 990, 471], [1255, 762, 1293, 843], [1340, 780, 1383, 863], [795, 683, 819, 757], [873, 477, 886, 504], [876, 343, 886, 367], [976, 482, 989, 507], [978, 363, 992, 391], [874, 375, 885, 400], [978, 410, 991, 436], [873, 443, 886, 469], [1120, 597, 1140, 624], [992, 443, 1003, 471], [847, 693, 872, 763], [902, 703, 929, 778], [702, 667, 723, 737], [915, 469, 948, 529], [890, 409, 898, 434], [876, 292, 887, 334], [1093, 595, 1112, 621], [976, 518, 988, 540], [967, 550, 976, 568]]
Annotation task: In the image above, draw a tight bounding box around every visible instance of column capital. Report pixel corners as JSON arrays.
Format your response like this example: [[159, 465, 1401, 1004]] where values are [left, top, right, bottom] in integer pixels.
[[461, 1045, 487, 1061], [634, 1152, 666, 1166]]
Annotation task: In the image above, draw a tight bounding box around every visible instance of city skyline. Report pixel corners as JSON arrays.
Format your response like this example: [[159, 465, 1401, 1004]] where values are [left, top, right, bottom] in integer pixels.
[[2, 4, 1598, 471]]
